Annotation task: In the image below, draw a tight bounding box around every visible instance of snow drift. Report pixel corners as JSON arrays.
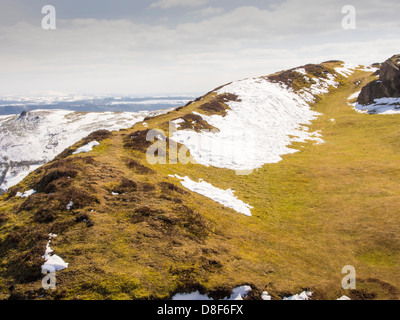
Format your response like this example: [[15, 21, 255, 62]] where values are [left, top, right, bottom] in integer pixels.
[[172, 64, 355, 172]]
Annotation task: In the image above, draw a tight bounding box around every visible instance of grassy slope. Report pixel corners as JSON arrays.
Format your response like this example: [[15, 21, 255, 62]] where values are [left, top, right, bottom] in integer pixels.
[[0, 68, 399, 300]]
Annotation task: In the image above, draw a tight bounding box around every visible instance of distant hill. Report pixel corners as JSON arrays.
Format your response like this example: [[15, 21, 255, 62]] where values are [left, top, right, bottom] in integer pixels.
[[0, 108, 171, 194]]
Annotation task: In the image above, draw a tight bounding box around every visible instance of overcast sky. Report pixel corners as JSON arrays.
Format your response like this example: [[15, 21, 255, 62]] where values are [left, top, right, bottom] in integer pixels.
[[0, 0, 399, 96]]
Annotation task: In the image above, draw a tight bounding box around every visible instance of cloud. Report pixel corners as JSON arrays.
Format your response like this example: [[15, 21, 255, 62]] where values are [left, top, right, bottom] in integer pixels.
[[192, 7, 225, 16], [150, 0, 211, 9], [0, 0, 399, 95]]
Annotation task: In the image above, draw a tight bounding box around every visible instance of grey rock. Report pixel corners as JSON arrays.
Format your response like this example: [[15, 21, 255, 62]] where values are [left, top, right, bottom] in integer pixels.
[[357, 55, 400, 105]]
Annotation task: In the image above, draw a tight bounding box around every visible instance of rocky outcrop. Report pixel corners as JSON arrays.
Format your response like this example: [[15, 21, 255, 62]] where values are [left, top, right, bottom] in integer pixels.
[[358, 55, 400, 105]]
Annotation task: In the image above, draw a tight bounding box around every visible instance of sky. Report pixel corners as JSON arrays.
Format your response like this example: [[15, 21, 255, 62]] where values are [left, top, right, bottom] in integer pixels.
[[0, 0, 399, 96]]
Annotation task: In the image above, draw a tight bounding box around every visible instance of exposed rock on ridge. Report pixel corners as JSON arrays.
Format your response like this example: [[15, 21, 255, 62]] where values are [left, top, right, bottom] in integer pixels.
[[358, 55, 400, 105]]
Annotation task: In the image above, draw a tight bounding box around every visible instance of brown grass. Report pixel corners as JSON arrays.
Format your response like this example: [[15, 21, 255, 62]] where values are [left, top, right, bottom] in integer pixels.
[[197, 93, 239, 117], [124, 158, 155, 175], [267, 62, 341, 91], [107, 178, 138, 194], [123, 130, 163, 152], [158, 181, 188, 195]]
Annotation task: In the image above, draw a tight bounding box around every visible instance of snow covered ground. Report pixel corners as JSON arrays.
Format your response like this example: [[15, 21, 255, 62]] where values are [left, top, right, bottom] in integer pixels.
[[358, 66, 379, 73], [73, 141, 100, 155], [353, 97, 400, 114], [171, 65, 355, 172], [172, 286, 252, 301], [348, 90, 361, 101], [262, 292, 272, 300], [42, 234, 68, 272], [0, 109, 164, 163], [172, 291, 212, 301], [1, 164, 43, 191], [171, 175, 253, 216], [334, 63, 359, 77], [283, 291, 313, 300], [0, 108, 170, 192], [15, 189, 36, 198]]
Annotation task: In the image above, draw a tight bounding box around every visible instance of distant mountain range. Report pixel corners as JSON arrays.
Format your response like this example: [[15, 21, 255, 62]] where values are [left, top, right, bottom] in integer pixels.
[[0, 95, 192, 193], [0, 95, 195, 115]]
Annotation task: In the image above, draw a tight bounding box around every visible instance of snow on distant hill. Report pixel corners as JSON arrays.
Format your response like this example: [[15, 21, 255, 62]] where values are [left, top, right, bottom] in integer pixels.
[[0, 95, 194, 115], [0, 108, 170, 193]]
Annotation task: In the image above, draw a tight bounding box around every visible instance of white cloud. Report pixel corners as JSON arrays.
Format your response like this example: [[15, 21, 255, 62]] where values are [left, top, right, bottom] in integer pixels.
[[194, 7, 225, 16], [0, 0, 399, 95], [150, 0, 211, 9]]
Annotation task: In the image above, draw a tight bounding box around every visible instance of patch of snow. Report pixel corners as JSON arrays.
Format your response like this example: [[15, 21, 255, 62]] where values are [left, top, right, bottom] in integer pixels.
[[224, 286, 252, 300], [0, 110, 160, 164], [294, 68, 307, 75], [335, 63, 359, 77], [337, 295, 351, 300], [15, 189, 36, 198], [262, 292, 272, 300], [171, 118, 185, 129], [348, 91, 361, 101], [283, 291, 313, 300], [66, 201, 74, 210], [172, 291, 213, 301], [305, 73, 339, 98], [72, 141, 100, 154], [307, 130, 324, 144], [172, 175, 253, 216], [359, 66, 379, 73], [354, 97, 400, 115], [41, 234, 68, 272], [172, 78, 325, 172], [2, 164, 42, 191], [111, 192, 119, 196], [172, 286, 252, 301]]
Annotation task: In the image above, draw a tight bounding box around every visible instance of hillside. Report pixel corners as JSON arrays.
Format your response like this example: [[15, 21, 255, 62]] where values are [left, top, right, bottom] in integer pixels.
[[0, 109, 169, 194], [0, 60, 399, 300]]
